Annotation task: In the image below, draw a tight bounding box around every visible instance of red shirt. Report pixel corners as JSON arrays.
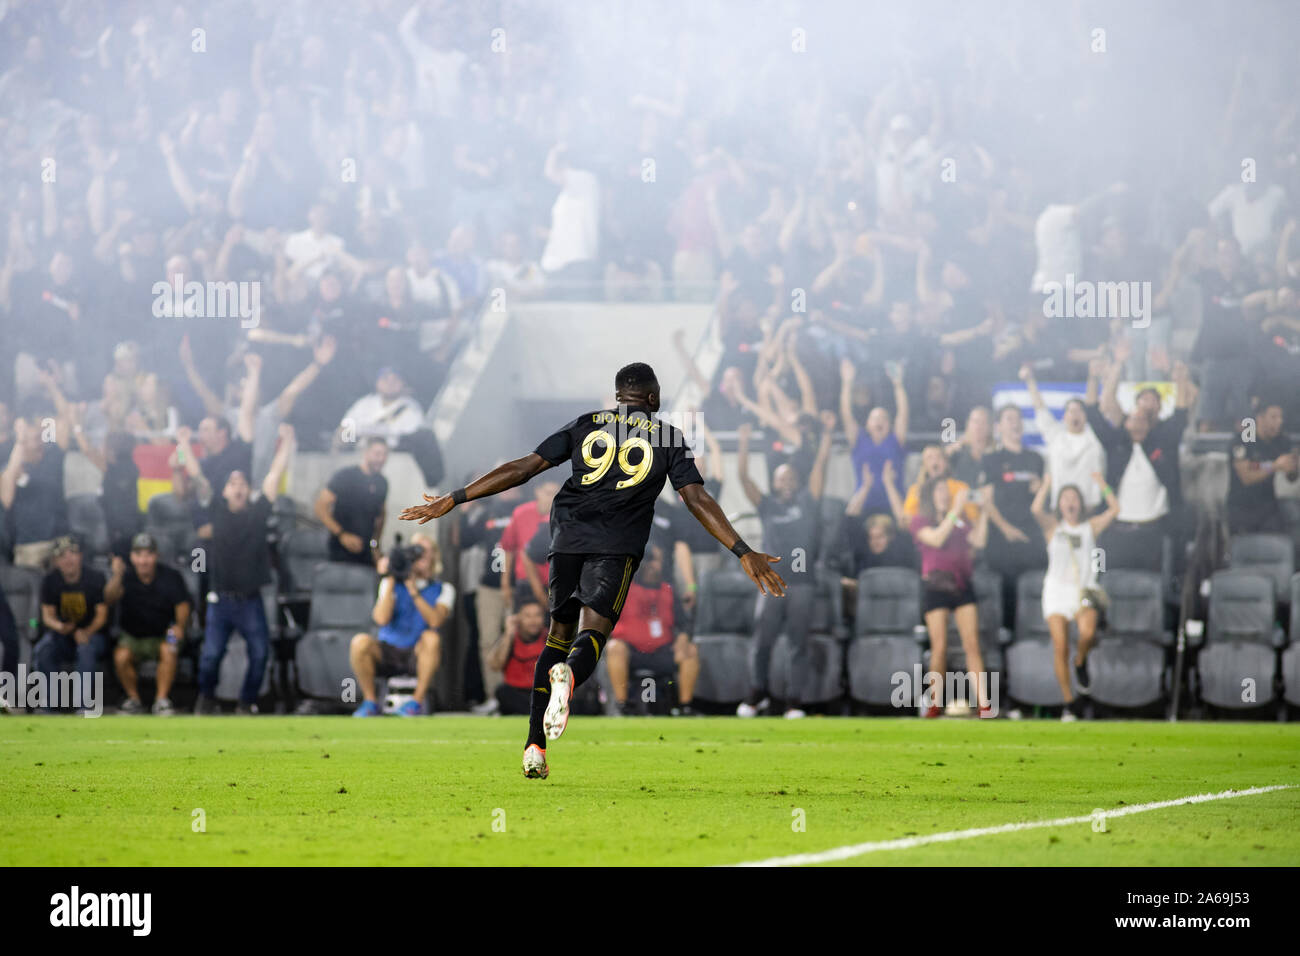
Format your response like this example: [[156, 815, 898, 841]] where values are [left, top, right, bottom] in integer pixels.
[[499, 501, 548, 583], [613, 581, 675, 654], [503, 629, 544, 688]]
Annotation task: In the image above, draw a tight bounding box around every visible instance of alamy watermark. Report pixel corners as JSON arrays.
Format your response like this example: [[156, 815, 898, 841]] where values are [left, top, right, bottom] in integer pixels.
[[151, 274, 261, 328], [891, 664, 1000, 717], [0, 665, 103, 716], [1042, 273, 1151, 329]]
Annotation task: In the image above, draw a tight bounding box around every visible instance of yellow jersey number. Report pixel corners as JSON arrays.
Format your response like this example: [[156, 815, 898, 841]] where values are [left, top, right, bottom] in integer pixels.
[[580, 430, 653, 489]]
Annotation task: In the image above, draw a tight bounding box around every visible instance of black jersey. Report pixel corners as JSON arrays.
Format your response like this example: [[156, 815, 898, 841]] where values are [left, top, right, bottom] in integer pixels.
[[535, 405, 704, 557]]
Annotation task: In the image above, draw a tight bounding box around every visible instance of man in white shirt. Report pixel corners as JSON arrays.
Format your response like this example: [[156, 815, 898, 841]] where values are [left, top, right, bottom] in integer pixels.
[[540, 144, 600, 283], [1084, 361, 1196, 572], [284, 204, 361, 285], [1208, 181, 1286, 260], [339, 368, 444, 487], [1021, 365, 1105, 509]]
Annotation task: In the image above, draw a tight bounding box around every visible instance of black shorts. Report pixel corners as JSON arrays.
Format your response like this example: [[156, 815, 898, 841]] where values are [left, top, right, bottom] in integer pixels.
[[548, 553, 640, 625], [922, 583, 977, 615], [376, 640, 417, 677]]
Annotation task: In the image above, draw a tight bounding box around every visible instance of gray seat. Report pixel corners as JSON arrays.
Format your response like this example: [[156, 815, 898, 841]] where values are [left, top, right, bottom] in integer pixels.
[[0, 563, 43, 669], [815, 496, 846, 566], [280, 527, 332, 597], [67, 495, 109, 557], [1004, 569, 1071, 707], [1088, 570, 1172, 709], [1229, 534, 1294, 607], [1194, 570, 1284, 709], [145, 492, 199, 565], [692, 568, 758, 704], [1283, 573, 1300, 707], [769, 564, 845, 704], [846, 567, 922, 706], [294, 563, 379, 699]]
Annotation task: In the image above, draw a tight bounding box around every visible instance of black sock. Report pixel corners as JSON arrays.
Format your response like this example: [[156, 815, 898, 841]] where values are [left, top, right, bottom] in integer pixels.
[[566, 628, 607, 687], [527, 631, 575, 749]]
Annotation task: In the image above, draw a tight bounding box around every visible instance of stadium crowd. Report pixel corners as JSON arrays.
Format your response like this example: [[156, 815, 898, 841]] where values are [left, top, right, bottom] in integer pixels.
[[1, 0, 1298, 717]]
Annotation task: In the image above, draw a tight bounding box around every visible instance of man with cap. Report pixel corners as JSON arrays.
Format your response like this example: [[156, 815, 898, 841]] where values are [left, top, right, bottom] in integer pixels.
[[33, 534, 108, 712], [338, 366, 443, 486], [104, 532, 193, 715]]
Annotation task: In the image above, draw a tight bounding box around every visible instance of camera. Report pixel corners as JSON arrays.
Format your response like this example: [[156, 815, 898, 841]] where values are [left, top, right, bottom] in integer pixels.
[[386, 539, 423, 580]]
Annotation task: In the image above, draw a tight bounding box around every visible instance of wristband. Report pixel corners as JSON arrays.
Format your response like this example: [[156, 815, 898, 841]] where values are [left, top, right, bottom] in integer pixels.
[[1102, 483, 1114, 497], [452, 487, 468, 505], [946, 509, 960, 523], [730, 540, 753, 558]]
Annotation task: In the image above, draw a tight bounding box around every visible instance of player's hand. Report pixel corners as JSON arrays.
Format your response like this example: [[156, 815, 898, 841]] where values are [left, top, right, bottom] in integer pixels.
[[740, 551, 785, 597], [400, 493, 455, 524], [338, 532, 365, 554]]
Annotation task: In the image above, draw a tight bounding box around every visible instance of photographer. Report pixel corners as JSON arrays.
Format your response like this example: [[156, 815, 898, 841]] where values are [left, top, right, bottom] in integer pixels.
[[349, 533, 453, 717]]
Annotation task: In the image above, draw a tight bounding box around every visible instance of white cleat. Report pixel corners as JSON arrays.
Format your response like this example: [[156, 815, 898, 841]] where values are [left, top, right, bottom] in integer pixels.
[[522, 744, 549, 779], [783, 708, 806, 719], [543, 663, 574, 741]]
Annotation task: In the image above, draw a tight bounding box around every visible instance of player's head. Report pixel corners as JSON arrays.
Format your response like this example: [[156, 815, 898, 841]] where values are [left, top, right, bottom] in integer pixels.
[[614, 362, 660, 412]]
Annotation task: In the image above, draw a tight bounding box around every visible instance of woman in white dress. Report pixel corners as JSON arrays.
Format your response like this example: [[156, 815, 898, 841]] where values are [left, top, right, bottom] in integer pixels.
[[1030, 472, 1120, 719]]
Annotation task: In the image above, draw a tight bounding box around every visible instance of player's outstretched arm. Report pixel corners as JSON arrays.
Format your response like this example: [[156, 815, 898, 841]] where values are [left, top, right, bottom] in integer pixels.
[[678, 482, 786, 597], [399, 453, 554, 525]]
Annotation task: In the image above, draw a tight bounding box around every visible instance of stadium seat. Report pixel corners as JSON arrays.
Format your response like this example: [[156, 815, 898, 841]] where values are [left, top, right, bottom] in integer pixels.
[[66, 494, 109, 557], [294, 563, 380, 700], [145, 492, 199, 565], [1004, 569, 1071, 707], [1088, 571, 1172, 709], [1228, 534, 1294, 608], [1193, 570, 1284, 710], [815, 496, 846, 566], [0, 562, 43, 670], [846, 567, 922, 706], [769, 564, 845, 704], [1283, 574, 1300, 707], [692, 568, 759, 704], [279, 527, 332, 599]]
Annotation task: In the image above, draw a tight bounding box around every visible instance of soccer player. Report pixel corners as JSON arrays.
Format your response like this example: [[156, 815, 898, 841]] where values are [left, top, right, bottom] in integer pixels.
[[400, 362, 786, 779]]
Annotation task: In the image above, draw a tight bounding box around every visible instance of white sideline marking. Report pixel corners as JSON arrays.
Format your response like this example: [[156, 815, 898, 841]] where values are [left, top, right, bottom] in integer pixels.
[[731, 784, 1295, 867]]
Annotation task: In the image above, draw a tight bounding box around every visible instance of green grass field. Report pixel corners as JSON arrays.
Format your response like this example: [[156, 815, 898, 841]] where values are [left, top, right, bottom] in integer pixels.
[[2, 715, 1297, 866]]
